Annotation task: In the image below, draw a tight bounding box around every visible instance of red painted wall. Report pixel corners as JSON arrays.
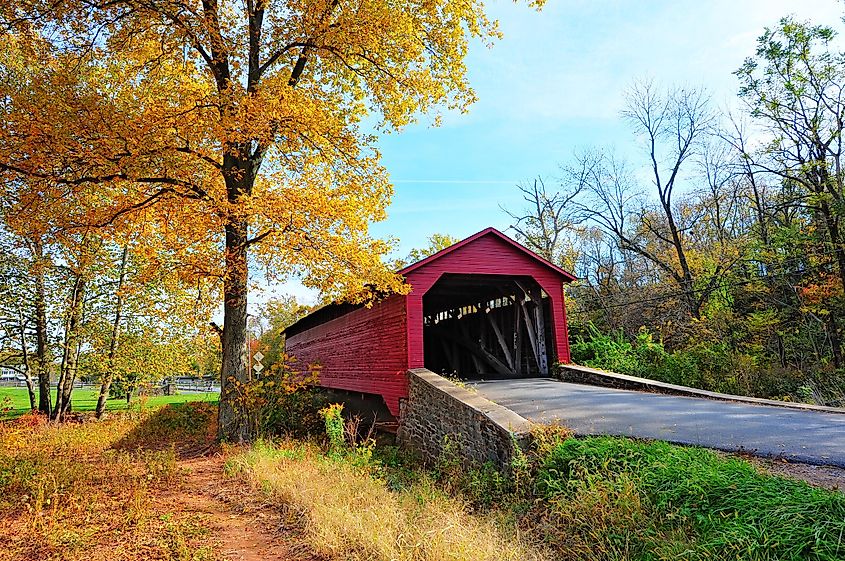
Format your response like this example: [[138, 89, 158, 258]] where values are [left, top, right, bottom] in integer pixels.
[[284, 294, 408, 416], [404, 233, 570, 368]]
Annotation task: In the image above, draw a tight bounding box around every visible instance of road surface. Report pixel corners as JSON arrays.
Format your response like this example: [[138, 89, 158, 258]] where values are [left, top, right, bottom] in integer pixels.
[[472, 378, 845, 467]]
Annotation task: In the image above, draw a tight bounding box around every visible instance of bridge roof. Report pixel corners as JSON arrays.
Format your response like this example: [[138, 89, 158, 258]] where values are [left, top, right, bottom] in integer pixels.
[[398, 227, 577, 282]]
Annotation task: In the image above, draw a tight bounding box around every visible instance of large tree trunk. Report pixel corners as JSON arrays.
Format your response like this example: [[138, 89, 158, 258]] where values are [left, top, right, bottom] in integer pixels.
[[33, 240, 51, 415], [53, 274, 85, 422], [96, 245, 129, 419], [218, 216, 251, 442]]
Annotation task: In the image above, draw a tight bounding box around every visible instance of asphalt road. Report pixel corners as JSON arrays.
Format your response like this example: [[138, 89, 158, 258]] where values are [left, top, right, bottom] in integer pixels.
[[472, 378, 845, 467]]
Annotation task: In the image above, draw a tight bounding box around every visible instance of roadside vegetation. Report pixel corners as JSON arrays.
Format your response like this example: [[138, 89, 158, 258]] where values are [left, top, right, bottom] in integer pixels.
[[226, 400, 845, 561], [569, 326, 845, 405], [505, 17, 845, 408], [2, 393, 843, 561]]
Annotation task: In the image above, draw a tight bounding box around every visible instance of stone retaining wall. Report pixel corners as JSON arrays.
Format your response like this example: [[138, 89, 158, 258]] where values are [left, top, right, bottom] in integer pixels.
[[397, 368, 534, 469]]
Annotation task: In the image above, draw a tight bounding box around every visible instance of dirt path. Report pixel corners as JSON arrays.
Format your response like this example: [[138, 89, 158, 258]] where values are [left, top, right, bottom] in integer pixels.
[[165, 454, 314, 561]]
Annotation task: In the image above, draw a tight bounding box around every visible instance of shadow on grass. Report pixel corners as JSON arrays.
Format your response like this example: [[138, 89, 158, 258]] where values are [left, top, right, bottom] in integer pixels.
[[112, 401, 219, 458]]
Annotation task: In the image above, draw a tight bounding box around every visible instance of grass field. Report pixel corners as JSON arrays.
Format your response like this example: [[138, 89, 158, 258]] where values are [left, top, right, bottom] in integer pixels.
[[228, 426, 845, 561], [0, 386, 218, 419]]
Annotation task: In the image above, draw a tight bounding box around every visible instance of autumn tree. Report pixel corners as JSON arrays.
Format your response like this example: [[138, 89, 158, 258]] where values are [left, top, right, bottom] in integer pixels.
[[0, 1, 533, 439], [406, 233, 461, 263], [0, 235, 37, 409], [612, 81, 720, 319], [83, 238, 217, 417], [0, 226, 55, 414], [389, 233, 461, 269], [735, 17, 845, 365]]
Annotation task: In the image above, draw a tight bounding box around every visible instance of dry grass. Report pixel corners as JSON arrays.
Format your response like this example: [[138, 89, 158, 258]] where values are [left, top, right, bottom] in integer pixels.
[[0, 406, 220, 561], [226, 440, 551, 561]]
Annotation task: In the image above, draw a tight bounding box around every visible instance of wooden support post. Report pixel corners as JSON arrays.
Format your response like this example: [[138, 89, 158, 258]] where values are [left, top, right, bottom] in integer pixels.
[[456, 318, 514, 377], [514, 280, 536, 303], [531, 289, 549, 376], [469, 351, 484, 374], [437, 333, 459, 373], [519, 297, 540, 371], [478, 306, 488, 350], [484, 307, 514, 369]]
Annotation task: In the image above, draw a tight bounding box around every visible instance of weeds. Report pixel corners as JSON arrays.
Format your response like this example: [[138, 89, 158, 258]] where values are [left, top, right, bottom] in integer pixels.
[[537, 436, 845, 560], [227, 437, 549, 561], [319, 403, 345, 452]]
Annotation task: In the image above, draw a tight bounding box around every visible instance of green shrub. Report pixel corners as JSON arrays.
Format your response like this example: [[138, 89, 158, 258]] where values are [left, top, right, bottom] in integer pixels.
[[569, 324, 815, 400], [571, 326, 642, 374], [259, 386, 328, 437]]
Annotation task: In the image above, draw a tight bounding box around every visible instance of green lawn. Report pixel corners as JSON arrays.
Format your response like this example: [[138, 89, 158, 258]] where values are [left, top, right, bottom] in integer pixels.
[[0, 386, 218, 419]]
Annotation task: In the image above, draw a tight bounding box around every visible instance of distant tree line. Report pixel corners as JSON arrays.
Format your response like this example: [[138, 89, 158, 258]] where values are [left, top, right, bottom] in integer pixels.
[[506, 18, 845, 406], [0, 225, 220, 419]]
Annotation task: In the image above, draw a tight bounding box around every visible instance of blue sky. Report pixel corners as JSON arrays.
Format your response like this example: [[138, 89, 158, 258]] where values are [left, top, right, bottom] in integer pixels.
[[271, 0, 845, 306]]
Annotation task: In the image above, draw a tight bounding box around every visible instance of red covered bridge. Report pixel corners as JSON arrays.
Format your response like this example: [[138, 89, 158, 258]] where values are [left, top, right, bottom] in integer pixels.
[[283, 227, 576, 416]]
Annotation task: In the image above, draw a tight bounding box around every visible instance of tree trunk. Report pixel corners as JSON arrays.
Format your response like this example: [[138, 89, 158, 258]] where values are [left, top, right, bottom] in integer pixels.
[[53, 274, 85, 422], [15, 294, 36, 410], [96, 245, 129, 419], [33, 240, 51, 415], [23, 369, 36, 410], [218, 214, 251, 442], [663, 201, 700, 319]]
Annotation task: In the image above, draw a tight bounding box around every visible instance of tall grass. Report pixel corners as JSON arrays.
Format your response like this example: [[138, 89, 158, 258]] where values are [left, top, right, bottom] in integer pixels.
[[538, 437, 845, 561], [226, 440, 550, 561]]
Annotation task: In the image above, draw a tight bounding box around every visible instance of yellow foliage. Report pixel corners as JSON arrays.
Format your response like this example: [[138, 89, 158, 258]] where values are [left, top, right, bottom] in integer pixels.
[[0, 0, 542, 301]]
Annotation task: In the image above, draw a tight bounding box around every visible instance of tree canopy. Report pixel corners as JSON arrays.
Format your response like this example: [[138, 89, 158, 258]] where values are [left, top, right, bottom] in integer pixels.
[[0, 0, 542, 439]]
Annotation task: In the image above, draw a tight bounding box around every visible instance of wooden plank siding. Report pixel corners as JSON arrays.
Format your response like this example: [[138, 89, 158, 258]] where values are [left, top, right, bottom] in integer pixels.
[[283, 228, 574, 416], [284, 294, 408, 415]]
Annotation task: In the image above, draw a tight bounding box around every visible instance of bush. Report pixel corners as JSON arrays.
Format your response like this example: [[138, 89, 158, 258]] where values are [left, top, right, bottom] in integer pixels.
[[115, 401, 217, 451], [225, 356, 327, 438], [569, 324, 825, 400], [260, 386, 328, 437]]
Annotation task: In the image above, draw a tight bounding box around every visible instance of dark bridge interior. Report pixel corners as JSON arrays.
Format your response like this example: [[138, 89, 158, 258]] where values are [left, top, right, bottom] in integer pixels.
[[422, 273, 555, 379]]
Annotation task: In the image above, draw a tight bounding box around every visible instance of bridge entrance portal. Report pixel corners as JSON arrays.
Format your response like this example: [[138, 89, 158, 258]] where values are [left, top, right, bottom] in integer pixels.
[[422, 274, 555, 379]]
